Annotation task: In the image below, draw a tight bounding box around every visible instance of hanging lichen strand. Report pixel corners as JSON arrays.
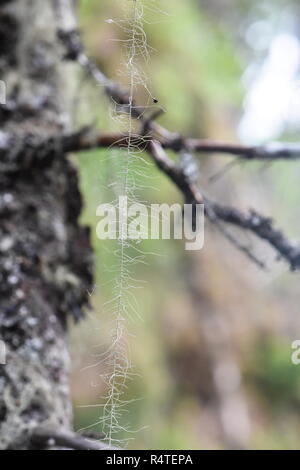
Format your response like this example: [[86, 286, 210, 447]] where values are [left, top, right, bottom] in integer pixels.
[[99, 0, 152, 447]]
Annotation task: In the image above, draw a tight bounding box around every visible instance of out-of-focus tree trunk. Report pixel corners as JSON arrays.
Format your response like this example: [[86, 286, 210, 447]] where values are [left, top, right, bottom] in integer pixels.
[[0, 0, 92, 449]]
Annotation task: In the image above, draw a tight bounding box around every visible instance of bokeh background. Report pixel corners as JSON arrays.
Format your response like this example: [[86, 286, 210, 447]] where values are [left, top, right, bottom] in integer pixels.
[[69, 0, 300, 449]]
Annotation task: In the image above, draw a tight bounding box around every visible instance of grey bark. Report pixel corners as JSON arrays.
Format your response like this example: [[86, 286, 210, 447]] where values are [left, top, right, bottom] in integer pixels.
[[0, 0, 92, 449]]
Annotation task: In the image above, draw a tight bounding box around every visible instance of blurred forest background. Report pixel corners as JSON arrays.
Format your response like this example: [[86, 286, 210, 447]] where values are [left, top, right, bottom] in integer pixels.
[[69, 0, 300, 449]]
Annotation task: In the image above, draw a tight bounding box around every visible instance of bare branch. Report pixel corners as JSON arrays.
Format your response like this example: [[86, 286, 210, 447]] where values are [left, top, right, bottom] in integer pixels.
[[187, 140, 300, 161], [2, 127, 298, 270], [31, 428, 120, 451], [207, 201, 300, 270], [48, 22, 300, 271], [55, 28, 300, 162]]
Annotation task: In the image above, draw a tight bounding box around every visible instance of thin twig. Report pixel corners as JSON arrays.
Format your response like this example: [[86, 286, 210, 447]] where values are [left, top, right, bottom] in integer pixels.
[[1, 128, 299, 269], [31, 428, 120, 451], [56, 28, 300, 162]]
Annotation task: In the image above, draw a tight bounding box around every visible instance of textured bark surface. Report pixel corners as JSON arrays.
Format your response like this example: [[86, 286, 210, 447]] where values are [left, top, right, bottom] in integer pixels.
[[0, 0, 93, 449]]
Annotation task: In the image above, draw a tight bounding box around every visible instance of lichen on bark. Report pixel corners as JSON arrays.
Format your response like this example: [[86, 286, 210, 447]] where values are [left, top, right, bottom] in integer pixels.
[[0, 0, 93, 449]]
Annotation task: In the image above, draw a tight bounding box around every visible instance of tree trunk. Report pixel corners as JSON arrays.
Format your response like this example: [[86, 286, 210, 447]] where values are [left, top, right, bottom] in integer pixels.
[[0, 0, 92, 449]]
